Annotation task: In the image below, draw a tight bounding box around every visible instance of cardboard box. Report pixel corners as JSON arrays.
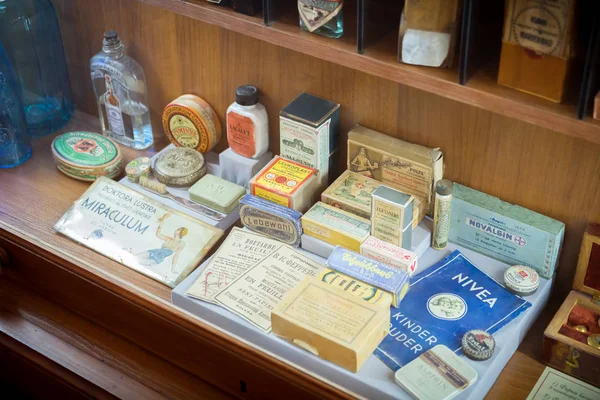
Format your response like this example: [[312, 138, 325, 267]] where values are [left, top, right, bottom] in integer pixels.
[[371, 185, 414, 248], [347, 125, 443, 221], [542, 224, 600, 387], [250, 156, 320, 213], [326, 247, 411, 307], [498, 0, 576, 103], [301, 202, 371, 253], [449, 183, 565, 278], [321, 170, 382, 219], [271, 277, 390, 372], [280, 92, 340, 184], [360, 236, 418, 277]]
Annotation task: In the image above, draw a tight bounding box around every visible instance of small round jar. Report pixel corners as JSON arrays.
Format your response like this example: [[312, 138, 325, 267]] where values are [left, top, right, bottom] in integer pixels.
[[154, 147, 206, 187], [51, 131, 122, 182], [125, 157, 151, 183], [461, 329, 496, 361], [162, 94, 222, 153], [504, 265, 540, 297]]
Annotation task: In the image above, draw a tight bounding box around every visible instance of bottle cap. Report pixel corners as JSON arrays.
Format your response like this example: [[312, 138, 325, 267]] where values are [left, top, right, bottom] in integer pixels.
[[461, 330, 495, 361], [236, 85, 259, 106], [154, 147, 206, 187], [588, 334, 600, 350], [504, 265, 540, 296], [125, 157, 152, 183], [435, 179, 453, 196]]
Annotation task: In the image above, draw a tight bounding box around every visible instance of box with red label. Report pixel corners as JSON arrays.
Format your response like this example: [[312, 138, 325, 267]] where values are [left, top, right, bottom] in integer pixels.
[[249, 156, 320, 213]]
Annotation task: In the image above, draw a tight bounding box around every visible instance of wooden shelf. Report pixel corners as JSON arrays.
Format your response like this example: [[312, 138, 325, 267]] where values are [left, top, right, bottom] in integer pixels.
[[134, 0, 600, 144], [0, 112, 557, 399]]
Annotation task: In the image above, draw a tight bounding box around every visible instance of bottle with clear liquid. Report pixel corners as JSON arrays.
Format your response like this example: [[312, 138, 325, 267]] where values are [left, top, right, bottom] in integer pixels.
[[298, 0, 343, 39], [90, 31, 153, 150]]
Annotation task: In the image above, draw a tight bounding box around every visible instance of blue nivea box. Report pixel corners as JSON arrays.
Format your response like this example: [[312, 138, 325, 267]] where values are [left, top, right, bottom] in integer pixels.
[[326, 247, 410, 307], [239, 194, 303, 247], [449, 183, 565, 278]]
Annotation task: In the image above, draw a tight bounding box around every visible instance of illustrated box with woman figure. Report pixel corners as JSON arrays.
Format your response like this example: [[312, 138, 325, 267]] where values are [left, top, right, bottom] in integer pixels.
[[54, 177, 223, 287]]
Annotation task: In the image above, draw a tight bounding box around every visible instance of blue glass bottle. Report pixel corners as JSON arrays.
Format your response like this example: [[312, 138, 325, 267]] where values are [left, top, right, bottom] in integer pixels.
[[0, 43, 32, 168], [0, 0, 74, 137]]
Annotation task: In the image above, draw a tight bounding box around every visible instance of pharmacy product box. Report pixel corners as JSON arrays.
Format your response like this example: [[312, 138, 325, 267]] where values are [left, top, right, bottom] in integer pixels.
[[239, 194, 303, 247], [326, 247, 410, 307], [301, 202, 370, 253], [360, 236, 418, 277], [347, 125, 443, 220], [449, 183, 565, 278], [271, 277, 389, 373], [371, 185, 414, 249], [280, 92, 340, 184], [321, 170, 382, 219], [250, 156, 320, 213]]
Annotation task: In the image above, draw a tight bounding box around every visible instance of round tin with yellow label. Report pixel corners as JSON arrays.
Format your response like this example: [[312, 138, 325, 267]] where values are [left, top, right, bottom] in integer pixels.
[[162, 95, 221, 153], [51, 131, 122, 182]]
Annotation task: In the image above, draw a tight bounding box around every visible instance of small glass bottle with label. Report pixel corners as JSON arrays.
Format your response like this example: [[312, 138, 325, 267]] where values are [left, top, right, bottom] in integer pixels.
[[298, 0, 343, 39], [90, 31, 153, 150], [226, 85, 268, 159]]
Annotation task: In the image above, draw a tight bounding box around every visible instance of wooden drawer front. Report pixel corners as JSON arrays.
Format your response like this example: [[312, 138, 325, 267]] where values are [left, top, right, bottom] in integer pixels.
[[0, 234, 346, 400], [542, 336, 600, 387]]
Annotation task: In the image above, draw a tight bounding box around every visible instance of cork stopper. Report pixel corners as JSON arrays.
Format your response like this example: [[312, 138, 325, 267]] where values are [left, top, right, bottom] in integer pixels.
[[435, 179, 453, 196]]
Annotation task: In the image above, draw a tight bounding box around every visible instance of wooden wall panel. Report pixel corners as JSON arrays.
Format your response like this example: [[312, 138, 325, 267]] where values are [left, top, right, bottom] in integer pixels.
[[53, 0, 600, 299]]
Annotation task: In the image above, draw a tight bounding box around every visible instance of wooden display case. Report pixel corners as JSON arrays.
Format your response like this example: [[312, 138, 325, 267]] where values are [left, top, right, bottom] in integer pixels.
[[542, 224, 600, 387]]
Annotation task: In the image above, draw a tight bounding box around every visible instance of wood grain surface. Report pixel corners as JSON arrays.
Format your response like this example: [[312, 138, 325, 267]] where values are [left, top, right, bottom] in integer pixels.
[[52, 0, 600, 302], [51, 0, 600, 143]]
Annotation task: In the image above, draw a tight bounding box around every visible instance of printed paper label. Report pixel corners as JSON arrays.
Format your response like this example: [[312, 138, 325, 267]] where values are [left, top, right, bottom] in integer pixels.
[[254, 158, 316, 196], [280, 116, 331, 180], [214, 246, 323, 332], [432, 194, 452, 249], [504, 0, 571, 57], [186, 228, 282, 303], [280, 282, 376, 343], [227, 113, 256, 158], [298, 0, 343, 33], [372, 198, 404, 246], [348, 140, 433, 214], [169, 113, 200, 148]]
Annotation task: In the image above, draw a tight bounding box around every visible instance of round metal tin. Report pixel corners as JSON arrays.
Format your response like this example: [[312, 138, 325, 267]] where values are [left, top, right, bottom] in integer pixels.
[[125, 157, 151, 182], [51, 131, 122, 182], [162, 95, 221, 153], [504, 265, 540, 296], [461, 329, 496, 361], [154, 147, 206, 187]]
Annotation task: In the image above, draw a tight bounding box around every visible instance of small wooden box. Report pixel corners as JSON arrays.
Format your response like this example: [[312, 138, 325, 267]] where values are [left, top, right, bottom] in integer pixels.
[[542, 224, 600, 386], [498, 0, 576, 103]]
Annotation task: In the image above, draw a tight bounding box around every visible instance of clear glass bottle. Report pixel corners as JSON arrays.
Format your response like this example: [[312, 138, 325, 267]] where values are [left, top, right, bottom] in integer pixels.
[[0, 0, 74, 137], [90, 31, 153, 150], [298, 0, 343, 39], [0, 43, 32, 168]]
